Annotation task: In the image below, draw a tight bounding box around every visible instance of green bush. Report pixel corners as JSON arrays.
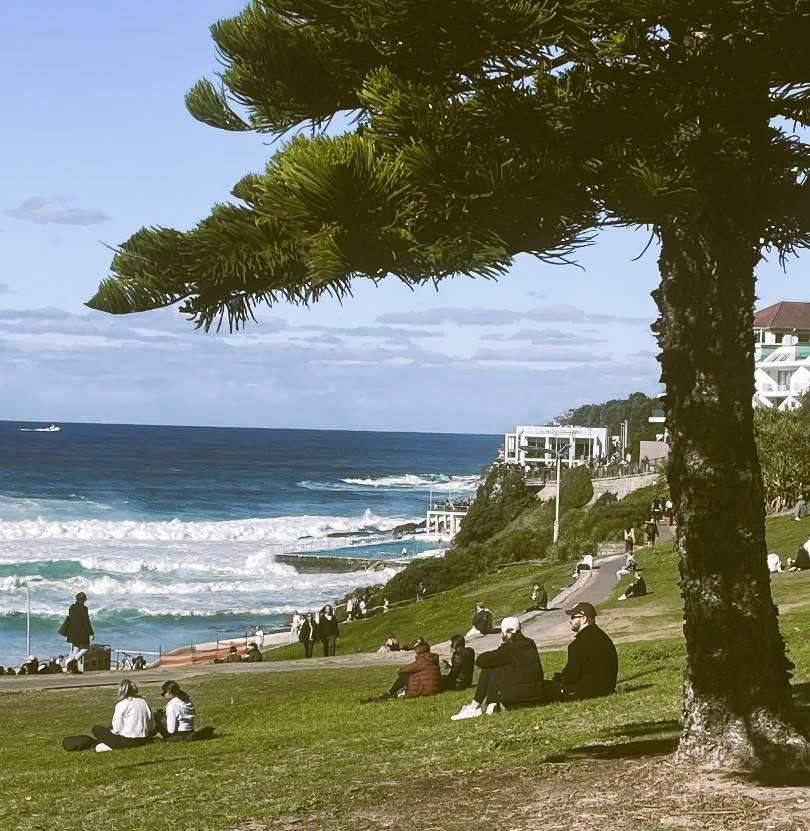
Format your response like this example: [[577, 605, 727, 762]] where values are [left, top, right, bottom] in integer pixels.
[[560, 464, 594, 509]]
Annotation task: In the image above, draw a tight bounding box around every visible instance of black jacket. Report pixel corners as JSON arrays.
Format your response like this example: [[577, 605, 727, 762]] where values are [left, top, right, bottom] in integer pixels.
[[298, 619, 318, 643], [471, 608, 493, 634], [554, 624, 618, 699], [65, 601, 94, 646], [476, 633, 544, 704], [444, 646, 475, 691], [318, 614, 339, 641]]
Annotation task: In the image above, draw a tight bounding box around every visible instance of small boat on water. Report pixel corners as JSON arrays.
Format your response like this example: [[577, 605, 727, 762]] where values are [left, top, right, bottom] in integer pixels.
[[19, 424, 61, 432]]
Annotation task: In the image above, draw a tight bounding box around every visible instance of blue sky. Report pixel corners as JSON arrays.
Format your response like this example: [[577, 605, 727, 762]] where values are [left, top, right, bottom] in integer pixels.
[[1, 2, 804, 434]]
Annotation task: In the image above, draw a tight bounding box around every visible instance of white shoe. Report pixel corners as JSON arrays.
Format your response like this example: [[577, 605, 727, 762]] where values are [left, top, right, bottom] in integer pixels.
[[450, 704, 482, 721], [95, 742, 112, 752], [485, 702, 501, 716]]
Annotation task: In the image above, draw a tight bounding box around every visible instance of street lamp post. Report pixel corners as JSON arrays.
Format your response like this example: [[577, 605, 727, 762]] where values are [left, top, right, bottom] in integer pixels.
[[550, 441, 571, 544], [25, 583, 31, 657]]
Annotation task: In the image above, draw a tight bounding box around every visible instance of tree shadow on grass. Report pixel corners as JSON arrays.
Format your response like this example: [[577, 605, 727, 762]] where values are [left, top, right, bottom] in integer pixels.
[[544, 718, 679, 763]]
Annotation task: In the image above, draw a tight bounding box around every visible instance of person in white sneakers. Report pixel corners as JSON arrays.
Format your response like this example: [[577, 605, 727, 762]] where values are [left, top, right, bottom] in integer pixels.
[[91, 679, 155, 751], [450, 616, 544, 720]]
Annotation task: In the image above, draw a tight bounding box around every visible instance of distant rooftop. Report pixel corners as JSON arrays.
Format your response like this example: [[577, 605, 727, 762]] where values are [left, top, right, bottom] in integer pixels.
[[754, 301, 810, 330]]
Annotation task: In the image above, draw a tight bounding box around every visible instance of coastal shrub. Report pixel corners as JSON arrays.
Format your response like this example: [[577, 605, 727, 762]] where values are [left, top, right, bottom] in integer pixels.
[[452, 466, 536, 547], [559, 465, 594, 510]]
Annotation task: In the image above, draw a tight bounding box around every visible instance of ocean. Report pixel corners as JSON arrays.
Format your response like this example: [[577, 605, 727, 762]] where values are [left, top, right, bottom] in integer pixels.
[[0, 421, 498, 667]]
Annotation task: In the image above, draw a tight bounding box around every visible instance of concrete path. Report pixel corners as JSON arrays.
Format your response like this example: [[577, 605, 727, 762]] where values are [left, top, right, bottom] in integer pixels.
[[1, 527, 675, 694]]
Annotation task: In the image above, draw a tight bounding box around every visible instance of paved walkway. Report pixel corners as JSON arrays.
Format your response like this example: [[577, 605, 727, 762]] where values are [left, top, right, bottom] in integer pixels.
[[1, 528, 675, 694]]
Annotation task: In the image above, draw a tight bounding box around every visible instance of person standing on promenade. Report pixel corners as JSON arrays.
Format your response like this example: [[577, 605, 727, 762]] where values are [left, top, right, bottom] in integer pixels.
[[62, 591, 94, 674], [319, 604, 340, 656], [254, 625, 264, 649], [547, 602, 618, 701], [298, 611, 318, 658], [289, 610, 302, 643]]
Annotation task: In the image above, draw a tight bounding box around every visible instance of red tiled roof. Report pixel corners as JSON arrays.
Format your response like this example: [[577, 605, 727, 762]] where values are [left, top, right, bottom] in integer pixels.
[[754, 301, 810, 330]]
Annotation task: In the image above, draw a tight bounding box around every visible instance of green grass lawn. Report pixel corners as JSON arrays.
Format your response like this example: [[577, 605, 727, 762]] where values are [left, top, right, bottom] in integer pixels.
[[2, 517, 808, 831]]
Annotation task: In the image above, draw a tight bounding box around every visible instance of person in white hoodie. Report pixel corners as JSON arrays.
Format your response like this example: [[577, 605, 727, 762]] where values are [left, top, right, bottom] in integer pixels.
[[155, 680, 197, 740], [92, 679, 155, 751]]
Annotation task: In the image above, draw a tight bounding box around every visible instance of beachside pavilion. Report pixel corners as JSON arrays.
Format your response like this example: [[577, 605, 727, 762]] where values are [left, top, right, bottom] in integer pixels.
[[502, 424, 609, 471]]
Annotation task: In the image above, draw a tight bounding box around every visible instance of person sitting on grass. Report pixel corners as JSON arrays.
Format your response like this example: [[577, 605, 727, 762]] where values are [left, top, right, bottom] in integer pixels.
[[616, 551, 637, 579], [214, 645, 243, 664], [92, 679, 155, 752], [441, 634, 476, 691], [450, 616, 544, 720], [376, 632, 401, 653], [154, 680, 196, 740], [574, 552, 594, 578], [546, 602, 618, 702], [465, 600, 495, 639], [525, 583, 548, 612], [362, 640, 441, 702], [787, 546, 810, 571], [618, 571, 647, 601], [767, 551, 783, 573], [245, 642, 263, 662]]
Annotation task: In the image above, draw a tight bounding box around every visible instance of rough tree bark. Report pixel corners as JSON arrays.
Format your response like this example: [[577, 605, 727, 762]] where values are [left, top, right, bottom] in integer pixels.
[[654, 220, 810, 771]]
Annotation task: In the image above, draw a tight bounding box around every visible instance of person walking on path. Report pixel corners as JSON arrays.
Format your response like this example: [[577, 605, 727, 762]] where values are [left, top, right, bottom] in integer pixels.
[[62, 591, 94, 674], [319, 605, 340, 656], [298, 611, 318, 658], [623, 523, 636, 554], [644, 518, 659, 547]]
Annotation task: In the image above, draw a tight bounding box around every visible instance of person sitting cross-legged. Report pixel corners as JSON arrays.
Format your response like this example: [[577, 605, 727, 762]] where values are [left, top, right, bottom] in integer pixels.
[[450, 616, 544, 720]]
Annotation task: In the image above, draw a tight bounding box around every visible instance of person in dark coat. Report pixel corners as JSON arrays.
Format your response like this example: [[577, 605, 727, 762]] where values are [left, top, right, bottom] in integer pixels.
[[64, 591, 94, 673], [525, 583, 548, 612], [318, 605, 340, 656], [298, 611, 318, 658], [450, 617, 544, 719], [441, 634, 476, 691], [618, 571, 648, 601], [548, 602, 618, 700]]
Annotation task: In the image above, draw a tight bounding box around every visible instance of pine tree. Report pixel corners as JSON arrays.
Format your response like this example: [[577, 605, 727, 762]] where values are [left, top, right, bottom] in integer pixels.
[[87, 1, 810, 771]]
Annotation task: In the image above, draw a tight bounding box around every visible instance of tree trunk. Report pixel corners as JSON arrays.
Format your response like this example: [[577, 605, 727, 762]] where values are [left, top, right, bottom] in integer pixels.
[[654, 222, 810, 771]]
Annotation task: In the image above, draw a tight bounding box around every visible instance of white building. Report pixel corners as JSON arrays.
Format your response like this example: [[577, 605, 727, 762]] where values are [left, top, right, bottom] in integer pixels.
[[754, 301, 810, 410], [502, 424, 609, 470]]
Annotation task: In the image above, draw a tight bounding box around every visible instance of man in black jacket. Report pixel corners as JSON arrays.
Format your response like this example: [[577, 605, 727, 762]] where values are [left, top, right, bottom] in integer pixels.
[[550, 602, 618, 700], [451, 616, 544, 720], [465, 600, 494, 639], [63, 591, 94, 673]]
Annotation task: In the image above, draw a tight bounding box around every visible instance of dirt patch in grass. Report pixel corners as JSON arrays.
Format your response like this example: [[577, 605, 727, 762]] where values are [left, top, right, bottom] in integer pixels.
[[232, 756, 810, 831]]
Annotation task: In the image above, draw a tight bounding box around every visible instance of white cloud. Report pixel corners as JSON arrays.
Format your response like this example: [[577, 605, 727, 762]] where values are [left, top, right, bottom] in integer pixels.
[[7, 197, 109, 225]]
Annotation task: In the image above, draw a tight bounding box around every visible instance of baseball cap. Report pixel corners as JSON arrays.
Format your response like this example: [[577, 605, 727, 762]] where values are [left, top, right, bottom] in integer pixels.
[[500, 616, 521, 634], [565, 601, 597, 618]]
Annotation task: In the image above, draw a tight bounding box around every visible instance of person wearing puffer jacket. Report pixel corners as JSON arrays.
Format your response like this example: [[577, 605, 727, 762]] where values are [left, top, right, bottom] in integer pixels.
[[362, 640, 442, 702], [450, 616, 544, 720]]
